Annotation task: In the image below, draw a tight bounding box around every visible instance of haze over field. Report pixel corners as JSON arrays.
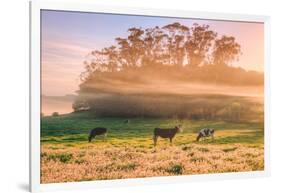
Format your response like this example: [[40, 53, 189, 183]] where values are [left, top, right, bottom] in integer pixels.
[[42, 83, 263, 116]]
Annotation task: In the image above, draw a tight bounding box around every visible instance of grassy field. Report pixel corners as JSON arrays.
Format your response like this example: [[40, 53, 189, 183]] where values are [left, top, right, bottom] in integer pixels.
[[40, 111, 264, 183]]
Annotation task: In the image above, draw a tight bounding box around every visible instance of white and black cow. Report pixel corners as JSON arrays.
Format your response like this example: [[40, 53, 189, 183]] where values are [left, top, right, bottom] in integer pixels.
[[196, 128, 215, 141]]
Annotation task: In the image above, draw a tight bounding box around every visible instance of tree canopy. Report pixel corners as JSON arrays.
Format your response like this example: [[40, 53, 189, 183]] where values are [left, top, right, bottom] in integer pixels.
[[80, 22, 242, 81]]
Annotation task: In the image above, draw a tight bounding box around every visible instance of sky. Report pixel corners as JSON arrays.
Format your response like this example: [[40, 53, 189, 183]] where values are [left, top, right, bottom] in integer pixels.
[[41, 10, 264, 96]]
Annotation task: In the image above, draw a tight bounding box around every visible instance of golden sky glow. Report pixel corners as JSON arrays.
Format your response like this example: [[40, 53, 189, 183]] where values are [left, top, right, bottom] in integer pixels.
[[41, 10, 264, 96]]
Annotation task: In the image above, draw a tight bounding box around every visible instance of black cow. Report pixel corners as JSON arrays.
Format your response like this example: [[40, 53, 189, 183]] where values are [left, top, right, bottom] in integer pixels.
[[153, 125, 182, 146], [196, 128, 215, 141], [88, 127, 108, 142]]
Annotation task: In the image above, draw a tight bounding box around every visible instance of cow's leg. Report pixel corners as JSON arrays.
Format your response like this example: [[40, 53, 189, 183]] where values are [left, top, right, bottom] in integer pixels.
[[103, 133, 107, 141], [196, 135, 201, 142], [169, 137, 173, 145], [211, 134, 214, 141], [153, 135, 158, 147]]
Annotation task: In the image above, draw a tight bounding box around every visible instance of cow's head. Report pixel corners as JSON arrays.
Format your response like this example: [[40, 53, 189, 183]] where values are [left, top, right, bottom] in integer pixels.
[[175, 125, 183, 133]]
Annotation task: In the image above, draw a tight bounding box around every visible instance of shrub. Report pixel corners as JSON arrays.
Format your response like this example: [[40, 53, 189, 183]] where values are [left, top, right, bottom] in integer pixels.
[[58, 153, 73, 163], [188, 152, 195, 157], [75, 159, 85, 164], [190, 156, 204, 162], [47, 153, 73, 163], [52, 112, 59, 117], [166, 164, 183, 175], [40, 152, 47, 158], [118, 163, 137, 171], [198, 147, 209, 152], [182, 146, 192, 151], [222, 147, 238, 153]]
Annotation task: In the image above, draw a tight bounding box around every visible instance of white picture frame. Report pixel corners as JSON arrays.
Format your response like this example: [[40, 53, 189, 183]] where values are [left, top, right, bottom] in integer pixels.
[[30, 0, 271, 192]]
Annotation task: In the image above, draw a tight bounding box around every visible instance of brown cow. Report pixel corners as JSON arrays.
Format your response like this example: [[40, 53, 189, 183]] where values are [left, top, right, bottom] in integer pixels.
[[153, 125, 182, 146]]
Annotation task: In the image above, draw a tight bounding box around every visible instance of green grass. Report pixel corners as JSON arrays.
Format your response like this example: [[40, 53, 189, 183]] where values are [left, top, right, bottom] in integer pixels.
[[41, 111, 264, 147]]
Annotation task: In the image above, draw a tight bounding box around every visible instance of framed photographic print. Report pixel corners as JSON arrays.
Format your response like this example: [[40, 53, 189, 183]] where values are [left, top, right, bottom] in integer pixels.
[[30, 0, 270, 192]]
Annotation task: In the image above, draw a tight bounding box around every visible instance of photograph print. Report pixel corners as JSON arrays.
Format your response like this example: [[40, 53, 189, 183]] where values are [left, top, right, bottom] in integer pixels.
[[40, 10, 265, 183]]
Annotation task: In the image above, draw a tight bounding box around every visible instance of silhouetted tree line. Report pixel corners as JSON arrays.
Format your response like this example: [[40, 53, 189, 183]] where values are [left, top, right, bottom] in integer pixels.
[[80, 22, 242, 80]]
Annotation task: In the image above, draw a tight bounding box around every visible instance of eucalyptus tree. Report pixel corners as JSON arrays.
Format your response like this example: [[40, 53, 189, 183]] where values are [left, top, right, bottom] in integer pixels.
[[162, 22, 189, 66], [212, 35, 241, 67], [115, 27, 145, 68], [185, 23, 217, 67]]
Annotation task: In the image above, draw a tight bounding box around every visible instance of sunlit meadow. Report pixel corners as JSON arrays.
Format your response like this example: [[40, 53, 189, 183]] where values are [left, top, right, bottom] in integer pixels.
[[40, 115, 264, 183]]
